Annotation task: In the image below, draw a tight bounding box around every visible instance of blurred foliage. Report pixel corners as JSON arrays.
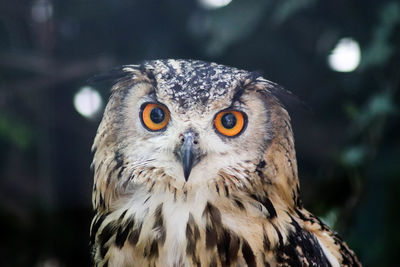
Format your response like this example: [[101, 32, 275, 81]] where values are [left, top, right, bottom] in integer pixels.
[[0, 0, 399, 266], [0, 113, 33, 149]]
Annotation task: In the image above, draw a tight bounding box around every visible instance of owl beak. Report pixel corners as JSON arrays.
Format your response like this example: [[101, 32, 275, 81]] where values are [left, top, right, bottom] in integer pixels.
[[180, 131, 198, 181]]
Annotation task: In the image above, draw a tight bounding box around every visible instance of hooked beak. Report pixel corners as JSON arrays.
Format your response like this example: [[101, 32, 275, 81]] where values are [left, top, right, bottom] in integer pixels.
[[179, 131, 200, 181]]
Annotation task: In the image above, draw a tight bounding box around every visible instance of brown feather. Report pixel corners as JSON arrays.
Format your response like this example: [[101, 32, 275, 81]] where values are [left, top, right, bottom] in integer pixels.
[[90, 59, 361, 266]]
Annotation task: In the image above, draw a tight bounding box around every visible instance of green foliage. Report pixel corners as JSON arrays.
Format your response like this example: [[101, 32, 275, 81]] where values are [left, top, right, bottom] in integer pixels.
[[0, 114, 33, 149], [361, 1, 400, 69]]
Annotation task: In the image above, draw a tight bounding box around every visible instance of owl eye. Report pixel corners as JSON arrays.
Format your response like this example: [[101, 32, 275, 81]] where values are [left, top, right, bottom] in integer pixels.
[[140, 103, 170, 131], [214, 110, 246, 137]]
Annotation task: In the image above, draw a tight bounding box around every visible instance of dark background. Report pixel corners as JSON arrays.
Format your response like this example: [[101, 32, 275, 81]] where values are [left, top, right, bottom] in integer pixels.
[[1, 0, 399, 266]]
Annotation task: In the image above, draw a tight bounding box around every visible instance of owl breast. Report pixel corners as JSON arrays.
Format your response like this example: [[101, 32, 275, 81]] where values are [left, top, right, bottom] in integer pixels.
[[97, 179, 279, 267]]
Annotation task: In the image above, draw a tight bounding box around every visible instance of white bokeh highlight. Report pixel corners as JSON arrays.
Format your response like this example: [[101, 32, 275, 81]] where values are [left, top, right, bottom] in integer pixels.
[[328, 38, 361, 72], [31, 0, 53, 23], [73, 86, 103, 119], [198, 0, 232, 9]]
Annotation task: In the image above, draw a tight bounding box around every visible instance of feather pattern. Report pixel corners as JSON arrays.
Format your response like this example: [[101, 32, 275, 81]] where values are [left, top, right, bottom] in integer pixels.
[[90, 59, 361, 266]]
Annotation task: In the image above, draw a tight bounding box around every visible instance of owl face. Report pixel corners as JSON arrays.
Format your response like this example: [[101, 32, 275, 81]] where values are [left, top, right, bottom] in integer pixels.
[[109, 60, 273, 188]]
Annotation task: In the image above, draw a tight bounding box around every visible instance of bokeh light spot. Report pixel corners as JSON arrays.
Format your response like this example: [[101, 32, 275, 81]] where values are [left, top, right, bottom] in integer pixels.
[[31, 0, 53, 23], [73, 86, 103, 119], [328, 38, 361, 72], [198, 0, 232, 9]]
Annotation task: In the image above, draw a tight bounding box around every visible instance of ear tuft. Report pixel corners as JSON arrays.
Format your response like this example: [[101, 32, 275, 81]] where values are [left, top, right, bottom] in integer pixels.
[[87, 65, 141, 85], [252, 75, 311, 114]]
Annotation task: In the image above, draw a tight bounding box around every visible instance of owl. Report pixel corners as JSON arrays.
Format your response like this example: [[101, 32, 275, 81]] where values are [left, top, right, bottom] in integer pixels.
[[90, 59, 361, 267]]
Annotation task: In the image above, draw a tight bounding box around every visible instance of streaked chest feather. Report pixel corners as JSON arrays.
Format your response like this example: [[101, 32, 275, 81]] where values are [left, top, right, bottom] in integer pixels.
[[91, 183, 286, 267]]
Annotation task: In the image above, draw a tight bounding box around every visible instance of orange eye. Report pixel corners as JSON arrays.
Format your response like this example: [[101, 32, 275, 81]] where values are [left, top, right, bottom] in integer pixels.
[[141, 103, 170, 131], [214, 110, 246, 137]]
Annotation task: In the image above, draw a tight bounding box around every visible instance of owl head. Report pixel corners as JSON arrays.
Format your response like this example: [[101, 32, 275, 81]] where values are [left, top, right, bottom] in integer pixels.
[[92, 59, 300, 212]]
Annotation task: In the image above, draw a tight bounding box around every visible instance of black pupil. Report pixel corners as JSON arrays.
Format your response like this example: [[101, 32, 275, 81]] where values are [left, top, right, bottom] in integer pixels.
[[221, 113, 237, 129], [150, 107, 165, 124]]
